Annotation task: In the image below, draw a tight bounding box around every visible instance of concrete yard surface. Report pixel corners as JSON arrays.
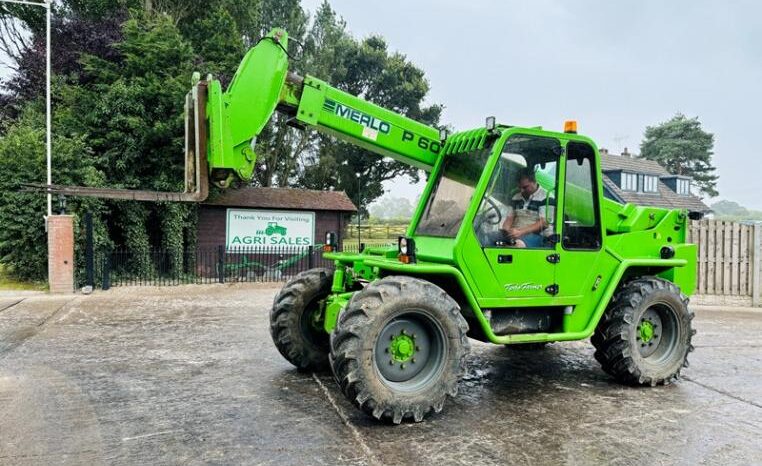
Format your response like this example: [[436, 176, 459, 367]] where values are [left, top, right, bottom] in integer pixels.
[[0, 284, 760, 465]]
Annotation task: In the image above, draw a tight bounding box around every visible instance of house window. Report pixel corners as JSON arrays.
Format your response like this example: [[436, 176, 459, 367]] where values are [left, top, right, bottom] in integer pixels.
[[642, 175, 658, 193], [677, 178, 691, 195], [621, 172, 638, 191]]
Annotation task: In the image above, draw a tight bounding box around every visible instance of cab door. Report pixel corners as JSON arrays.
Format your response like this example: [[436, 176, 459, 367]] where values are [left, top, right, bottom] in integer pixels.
[[554, 141, 604, 299], [468, 133, 561, 299]]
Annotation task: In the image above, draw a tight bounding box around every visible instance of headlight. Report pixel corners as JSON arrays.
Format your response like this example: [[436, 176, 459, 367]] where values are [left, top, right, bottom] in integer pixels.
[[323, 231, 337, 252], [399, 237, 408, 255], [397, 236, 416, 263]]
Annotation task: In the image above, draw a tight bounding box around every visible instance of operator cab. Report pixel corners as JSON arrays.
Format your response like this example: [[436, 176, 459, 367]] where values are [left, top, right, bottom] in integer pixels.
[[411, 121, 604, 305], [473, 135, 559, 249]]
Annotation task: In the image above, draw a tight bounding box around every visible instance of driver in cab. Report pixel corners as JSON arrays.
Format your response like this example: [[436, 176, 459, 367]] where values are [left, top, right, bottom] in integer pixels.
[[500, 171, 552, 248]]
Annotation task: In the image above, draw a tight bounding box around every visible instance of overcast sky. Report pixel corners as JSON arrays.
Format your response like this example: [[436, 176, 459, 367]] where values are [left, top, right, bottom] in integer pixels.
[[302, 0, 761, 209]]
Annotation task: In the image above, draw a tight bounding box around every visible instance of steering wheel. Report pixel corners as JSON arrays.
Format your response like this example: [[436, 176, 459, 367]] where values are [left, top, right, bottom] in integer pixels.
[[482, 195, 503, 226]]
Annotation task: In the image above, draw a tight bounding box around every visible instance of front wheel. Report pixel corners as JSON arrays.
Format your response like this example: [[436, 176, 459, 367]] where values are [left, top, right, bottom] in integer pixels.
[[592, 277, 695, 386], [270, 268, 333, 371], [330, 276, 469, 424]]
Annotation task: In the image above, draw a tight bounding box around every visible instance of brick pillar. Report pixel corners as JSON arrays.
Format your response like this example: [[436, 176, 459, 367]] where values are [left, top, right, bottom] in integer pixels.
[[48, 215, 75, 294]]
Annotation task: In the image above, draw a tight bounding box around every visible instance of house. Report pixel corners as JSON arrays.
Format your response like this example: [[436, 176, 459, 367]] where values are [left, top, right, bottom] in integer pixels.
[[599, 148, 710, 214]]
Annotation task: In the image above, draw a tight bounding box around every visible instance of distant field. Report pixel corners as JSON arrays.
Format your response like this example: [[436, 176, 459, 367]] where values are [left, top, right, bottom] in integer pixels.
[[344, 224, 408, 240]]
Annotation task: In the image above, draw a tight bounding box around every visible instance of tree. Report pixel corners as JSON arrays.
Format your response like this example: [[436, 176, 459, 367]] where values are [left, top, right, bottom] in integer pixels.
[[369, 196, 414, 221], [709, 200, 762, 221], [67, 12, 199, 269], [640, 113, 718, 197], [294, 2, 441, 211], [0, 106, 107, 280], [710, 200, 747, 217]]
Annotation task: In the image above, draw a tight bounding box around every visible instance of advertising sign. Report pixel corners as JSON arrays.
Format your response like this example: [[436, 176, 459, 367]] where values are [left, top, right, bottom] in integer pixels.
[[226, 209, 315, 252]]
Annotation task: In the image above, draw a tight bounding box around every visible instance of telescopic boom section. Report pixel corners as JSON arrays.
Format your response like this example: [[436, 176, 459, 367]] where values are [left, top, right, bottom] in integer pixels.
[[200, 28, 441, 188]]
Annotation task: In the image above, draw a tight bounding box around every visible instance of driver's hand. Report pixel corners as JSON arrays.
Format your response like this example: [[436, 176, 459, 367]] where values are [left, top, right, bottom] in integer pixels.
[[508, 228, 522, 238]]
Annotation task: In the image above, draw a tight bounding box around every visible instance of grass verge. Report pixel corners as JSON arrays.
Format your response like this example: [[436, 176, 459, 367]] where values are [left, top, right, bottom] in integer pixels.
[[0, 264, 48, 291]]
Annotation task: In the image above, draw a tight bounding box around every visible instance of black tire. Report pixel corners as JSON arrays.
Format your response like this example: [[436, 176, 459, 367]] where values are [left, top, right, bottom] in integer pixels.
[[329, 276, 469, 424], [270, 268, 333, 372], [592, 276, 695, 386]]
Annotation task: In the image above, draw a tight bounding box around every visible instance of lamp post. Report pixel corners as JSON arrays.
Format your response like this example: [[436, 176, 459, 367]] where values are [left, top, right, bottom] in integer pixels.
[[1, 0, 51, 217], [356, 172, 361, 251]]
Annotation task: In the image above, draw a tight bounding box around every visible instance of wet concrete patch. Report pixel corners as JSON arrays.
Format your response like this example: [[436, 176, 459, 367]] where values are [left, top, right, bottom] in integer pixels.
[[0, 285, 759, 465]]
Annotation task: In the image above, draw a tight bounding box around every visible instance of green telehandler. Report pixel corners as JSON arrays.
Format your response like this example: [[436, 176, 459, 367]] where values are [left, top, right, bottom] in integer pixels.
[[48, 28, 699, 423]]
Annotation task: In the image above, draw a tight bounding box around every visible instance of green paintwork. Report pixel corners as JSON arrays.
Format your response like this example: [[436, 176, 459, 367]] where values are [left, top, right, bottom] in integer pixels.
[[390, 333, 416, 362], [323, 291, 352, 332], [203, 29, 291, 187], [639, 320, 655, 343], [192, 28, 699, 346]]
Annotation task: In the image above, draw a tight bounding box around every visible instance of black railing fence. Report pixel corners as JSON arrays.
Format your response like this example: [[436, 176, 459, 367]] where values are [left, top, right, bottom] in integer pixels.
[[77, 242, 394, 290]]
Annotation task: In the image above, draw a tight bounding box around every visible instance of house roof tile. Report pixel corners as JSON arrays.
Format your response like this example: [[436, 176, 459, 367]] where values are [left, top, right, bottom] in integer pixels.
[[600, 155, 711, 212], [203, 187, 357, 212], [600, 154, 670, 175]]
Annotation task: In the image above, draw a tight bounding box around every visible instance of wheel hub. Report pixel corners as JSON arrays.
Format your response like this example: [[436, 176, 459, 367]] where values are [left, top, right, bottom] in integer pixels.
[[639, 320, 655, 343], [389, 333, 416, 362], [637, 307, 665, 358]]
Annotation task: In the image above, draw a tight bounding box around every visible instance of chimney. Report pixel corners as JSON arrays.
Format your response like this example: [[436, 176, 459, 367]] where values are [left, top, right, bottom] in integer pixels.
[[599, 148, 609, 155], [622, 147, 631, 157]]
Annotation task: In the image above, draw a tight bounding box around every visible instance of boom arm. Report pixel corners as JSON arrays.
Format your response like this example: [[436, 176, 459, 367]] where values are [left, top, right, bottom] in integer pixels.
[[196, 29, 441, 188]]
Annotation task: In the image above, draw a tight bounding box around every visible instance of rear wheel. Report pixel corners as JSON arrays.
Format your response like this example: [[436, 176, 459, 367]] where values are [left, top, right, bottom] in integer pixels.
[[270, 268, 332, 371], [330, 276, 469, 424], [592, 277, 695, 386]]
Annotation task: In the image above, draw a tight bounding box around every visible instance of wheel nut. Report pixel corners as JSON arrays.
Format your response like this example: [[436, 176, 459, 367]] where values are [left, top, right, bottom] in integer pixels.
[[416, 346, 421, 351], [389, 360, 394, 365], [400, 364, 405, 370], [401, 329, 406, 335], [412, 333, 417, 339], [411, 358, 416, 364], [384, 348, 389, 353]]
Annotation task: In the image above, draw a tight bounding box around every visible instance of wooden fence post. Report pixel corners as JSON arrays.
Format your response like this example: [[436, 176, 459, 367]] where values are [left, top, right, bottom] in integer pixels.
[[753, 223, 761, 307]]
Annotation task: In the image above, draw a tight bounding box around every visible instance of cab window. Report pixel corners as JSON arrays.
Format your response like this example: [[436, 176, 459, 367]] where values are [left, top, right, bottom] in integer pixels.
[[562, 142, 601, 250], [473, 134, 560, 249]]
